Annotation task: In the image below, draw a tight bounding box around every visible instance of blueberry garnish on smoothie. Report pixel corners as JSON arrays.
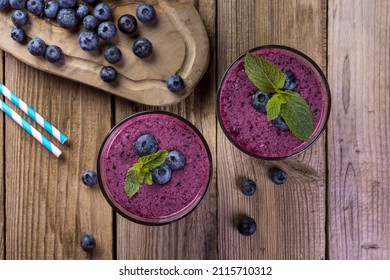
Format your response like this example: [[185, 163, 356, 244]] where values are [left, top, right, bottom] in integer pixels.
[[273, 116, 289, 131], [166, 150, 186, 170], [245, 53, 314, 140], [251, 90, 270, 113], [124, 135, 187, 198], [282, 71, 298, 91], [134, 134, 158, 156], [151, 163, 172, 185]]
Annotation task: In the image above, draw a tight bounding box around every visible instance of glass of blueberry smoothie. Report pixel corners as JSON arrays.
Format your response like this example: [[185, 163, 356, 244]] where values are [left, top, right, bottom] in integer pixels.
[[97, 111, 212, 225], [217, 45, 331, 159]]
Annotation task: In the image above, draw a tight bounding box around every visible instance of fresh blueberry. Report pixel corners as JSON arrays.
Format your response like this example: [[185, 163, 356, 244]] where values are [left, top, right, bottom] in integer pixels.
[[11, 9, 29, 28], [134, 134, 158, 156], [99, 66, 117, 83], [10, 27, 25, 43], [27, 37, 46, 56], [166, 150, 185, 171], [104, 45, 122, 64], [44, 1, 60, 18], [97, 21, 117, 41], [78, 30, 99, 51], [80, 234, 95, 252], [26, 0, 44, 16], [56, 8, 78, 29], [241, 179, 256, 196], [151, 163, 172, 185], [44, 45, 63, 63], [251, 90, 270, 113], [83, 15, 99, 31], [9, 0, 27, 10], [273, 116, 289, 131], [132, 37, 153, 58], [117, 14, 137, 34], [93, 2, 111, 21], [0, 0, 9, 9], [76, 3, 89, 18], [166, 74, 184, 93], [81, 170, 98, 186], [271, 168, 288, 185], [136, 3, 156, 23], [237, 217, 257, 236], [283, 71, 298, 91], [58, 0, 75, 8]]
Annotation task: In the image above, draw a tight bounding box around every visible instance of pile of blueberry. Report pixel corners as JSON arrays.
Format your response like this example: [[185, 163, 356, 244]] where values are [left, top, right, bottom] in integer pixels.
[[3, 0, 63, 62], [134, 134, 186, 185], [251, 70, 298, 131], [237, 168, 288, 236], [1, 0, 185, 92]]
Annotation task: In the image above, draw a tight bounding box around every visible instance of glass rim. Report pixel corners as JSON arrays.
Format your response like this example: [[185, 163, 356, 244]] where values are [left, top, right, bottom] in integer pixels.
[[217, 44, 332, 160], [97, 110, 213, 226]]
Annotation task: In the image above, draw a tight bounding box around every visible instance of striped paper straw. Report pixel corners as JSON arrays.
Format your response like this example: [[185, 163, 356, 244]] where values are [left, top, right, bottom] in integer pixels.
[[0, 99, 62, 158], [0, 83, 68, 144]]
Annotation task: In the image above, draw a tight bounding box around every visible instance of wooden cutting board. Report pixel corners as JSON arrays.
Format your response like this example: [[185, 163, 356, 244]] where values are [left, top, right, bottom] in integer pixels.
[[0, 0, 209, 106]]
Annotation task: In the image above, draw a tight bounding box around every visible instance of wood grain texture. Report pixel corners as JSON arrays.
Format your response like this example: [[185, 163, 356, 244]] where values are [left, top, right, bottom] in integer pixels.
[[0, 50, 4, 260], [4, 55, 113, 259], [115, 0, 217, 259], [0, 0, 209, 106], [327, 0, 390, 259], [217, 0, 327, 259]]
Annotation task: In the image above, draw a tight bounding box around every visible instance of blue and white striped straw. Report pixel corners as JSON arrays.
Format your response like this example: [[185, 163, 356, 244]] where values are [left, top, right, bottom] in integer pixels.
[[0, 99, 62, 158], [0, 83, 68, 144]]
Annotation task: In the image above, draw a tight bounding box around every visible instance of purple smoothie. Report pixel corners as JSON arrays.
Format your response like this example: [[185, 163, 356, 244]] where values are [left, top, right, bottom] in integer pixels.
[[218, 46, 330, 158], [98, 112, 212, 225]]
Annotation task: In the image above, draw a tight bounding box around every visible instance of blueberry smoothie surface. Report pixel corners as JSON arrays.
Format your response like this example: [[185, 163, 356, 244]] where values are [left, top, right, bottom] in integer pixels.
[[98, 112, 211, 225], [218, 46, 329, 158]]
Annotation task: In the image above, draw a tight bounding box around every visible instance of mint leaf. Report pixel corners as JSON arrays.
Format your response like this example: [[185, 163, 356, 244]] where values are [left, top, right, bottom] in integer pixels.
[[266, 93, 286, 121], [245, 53, 285, 93], [125, 168, 141, 198], [124, 150, 168, 198], [144, 172, 153, 185], [138, 167, 153, 185], [132, 161, 143, 172], [141, 150, 168, 170], [138, 167, 149, 181], [280, 91, 314, 140]]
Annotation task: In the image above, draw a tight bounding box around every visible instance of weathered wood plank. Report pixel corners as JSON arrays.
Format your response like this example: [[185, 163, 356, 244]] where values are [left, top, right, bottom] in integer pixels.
[[116, 0, 218, 259], [0, 50, 4, 260], [4, 55, 113, 259], [217, 0, 327, 259], [328, 0, 390, 259]]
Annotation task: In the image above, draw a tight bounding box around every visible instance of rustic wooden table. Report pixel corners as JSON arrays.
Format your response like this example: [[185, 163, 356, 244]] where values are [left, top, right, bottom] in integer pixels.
[[0, 0, 389, 260]]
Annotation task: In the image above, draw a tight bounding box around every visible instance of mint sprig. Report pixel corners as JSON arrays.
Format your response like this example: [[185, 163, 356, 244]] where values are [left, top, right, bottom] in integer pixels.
[[245, 52, 285, 93], [124, 150, 168, 198], [266, 92, 286, 121], [244, 53, 314, 140], [280, 91, 314, 141]]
